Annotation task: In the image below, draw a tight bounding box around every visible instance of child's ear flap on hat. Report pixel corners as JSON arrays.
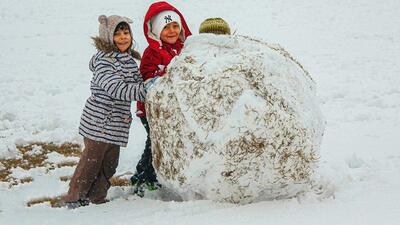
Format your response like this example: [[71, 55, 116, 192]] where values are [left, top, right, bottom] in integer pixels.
[[98, 15, 108, 25]]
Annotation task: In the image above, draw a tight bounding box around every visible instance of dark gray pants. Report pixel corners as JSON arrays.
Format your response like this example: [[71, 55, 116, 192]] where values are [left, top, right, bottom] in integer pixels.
[[135, 117, 157, 183]]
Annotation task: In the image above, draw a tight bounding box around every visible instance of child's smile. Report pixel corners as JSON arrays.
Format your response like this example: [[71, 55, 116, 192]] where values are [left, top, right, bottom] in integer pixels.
[[113, 29, 132, 52]]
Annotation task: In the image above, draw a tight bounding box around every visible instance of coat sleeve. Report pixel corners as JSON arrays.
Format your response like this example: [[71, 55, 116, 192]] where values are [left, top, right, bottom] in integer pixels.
[[140, 48, 166, 81], [92, 58, 146, 102]]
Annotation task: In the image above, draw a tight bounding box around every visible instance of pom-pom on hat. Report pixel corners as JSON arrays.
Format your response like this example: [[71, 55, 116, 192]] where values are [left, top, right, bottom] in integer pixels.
[[199, 18, 231, 35], [151, 10, 182, 40], [98, 15, 133, 45]]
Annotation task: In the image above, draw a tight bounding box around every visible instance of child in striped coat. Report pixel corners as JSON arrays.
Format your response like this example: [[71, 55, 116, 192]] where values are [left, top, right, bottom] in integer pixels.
[[59, 15, 145, 208]]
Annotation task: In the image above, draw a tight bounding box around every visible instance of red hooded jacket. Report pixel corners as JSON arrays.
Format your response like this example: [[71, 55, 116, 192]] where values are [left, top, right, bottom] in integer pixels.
[[136, 1, 192, 118]]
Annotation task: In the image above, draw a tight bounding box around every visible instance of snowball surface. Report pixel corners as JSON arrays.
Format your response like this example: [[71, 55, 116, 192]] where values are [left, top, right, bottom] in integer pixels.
[[146, 34, 325, 203]]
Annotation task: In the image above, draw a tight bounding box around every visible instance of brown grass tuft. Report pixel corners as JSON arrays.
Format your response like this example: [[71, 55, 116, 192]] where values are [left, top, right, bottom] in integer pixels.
[[0, 142, 82, 186], [27, 197, 54, 207], [59, 175, 71, 182], [110, 176, 131, 186], [56, 161, 78, 168], [17, 142, 81, 157], [20, 177, 34, 184], [26, 195, 65, 207]]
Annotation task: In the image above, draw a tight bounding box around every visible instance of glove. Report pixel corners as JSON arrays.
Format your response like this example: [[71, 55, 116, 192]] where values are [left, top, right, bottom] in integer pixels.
[[154, 65, 167, 77], [144, 76, 160, 92]]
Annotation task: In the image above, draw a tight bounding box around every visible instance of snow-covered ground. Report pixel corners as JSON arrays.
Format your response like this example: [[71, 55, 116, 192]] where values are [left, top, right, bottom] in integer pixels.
[[0, 0, 399, 224]]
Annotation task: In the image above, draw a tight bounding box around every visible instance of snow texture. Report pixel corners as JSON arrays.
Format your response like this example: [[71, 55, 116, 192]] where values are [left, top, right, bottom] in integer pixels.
[[44, 152, 78, 165], [146, 34, 325, 203]]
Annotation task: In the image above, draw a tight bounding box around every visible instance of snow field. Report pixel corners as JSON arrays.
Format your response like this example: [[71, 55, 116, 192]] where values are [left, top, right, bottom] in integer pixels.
[[0, 0, 399, 224]]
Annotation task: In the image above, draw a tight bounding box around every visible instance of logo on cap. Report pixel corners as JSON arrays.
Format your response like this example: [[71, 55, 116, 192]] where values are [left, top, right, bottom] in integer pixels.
[[164, 15, 172, 23]]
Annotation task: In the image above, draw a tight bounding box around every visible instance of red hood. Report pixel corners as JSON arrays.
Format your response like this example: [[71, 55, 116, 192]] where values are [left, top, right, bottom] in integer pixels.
[[143, 1, 192, 49]]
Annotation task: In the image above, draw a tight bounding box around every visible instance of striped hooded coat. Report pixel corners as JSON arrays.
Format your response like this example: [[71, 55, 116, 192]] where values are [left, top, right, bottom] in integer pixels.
[[79, 37, 145, 147]]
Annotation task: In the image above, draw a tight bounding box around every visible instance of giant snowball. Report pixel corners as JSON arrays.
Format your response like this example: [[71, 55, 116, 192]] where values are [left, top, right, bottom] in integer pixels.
[[145, 34, 325, 204]]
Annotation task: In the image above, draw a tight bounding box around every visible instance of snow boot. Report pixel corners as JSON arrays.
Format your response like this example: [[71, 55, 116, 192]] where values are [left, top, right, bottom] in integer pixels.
[[130, 172, 161, 197], [145, 180, 162, 191], [132, 183, 145, 197], [66, 198, 90, 209], [54, 198, 89, 209], [130, 171, 146, 186]]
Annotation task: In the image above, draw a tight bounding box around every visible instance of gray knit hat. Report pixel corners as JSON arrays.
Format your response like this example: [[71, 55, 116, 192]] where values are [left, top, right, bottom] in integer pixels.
[[199, 18, 231, 35], [98, 15, 133, 45]]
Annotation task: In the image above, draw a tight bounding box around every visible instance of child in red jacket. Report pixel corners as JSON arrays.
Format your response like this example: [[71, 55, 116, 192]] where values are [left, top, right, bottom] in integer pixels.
[[131, 1, 192, 192]]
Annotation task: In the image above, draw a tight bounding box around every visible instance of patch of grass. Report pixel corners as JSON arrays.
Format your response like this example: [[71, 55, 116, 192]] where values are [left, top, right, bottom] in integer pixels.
[[0, 142, 81, 186], [26, 195, 65, 208], [20, 176, 33, 184], [6, 176, 34, 187], [110, 177, 131, 186], [0, 159, 20, 182], [56, 161, 78, 168], [17, 142, 81, 158], [59, 175, 71, 182]]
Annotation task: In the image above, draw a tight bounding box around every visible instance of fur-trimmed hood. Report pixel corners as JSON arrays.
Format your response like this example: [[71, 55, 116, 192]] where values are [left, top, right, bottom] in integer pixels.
[[92, 36, 141, 60]]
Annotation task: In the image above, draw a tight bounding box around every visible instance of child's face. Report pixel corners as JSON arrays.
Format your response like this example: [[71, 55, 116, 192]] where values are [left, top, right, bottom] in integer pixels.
[[113, 28, 132, 53], [160, 22, 181, 44]]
